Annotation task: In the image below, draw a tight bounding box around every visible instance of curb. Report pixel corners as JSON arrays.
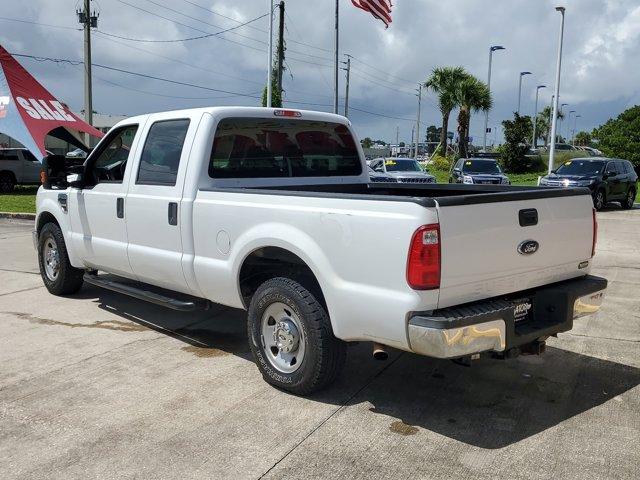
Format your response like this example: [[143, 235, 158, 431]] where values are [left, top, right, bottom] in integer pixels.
[[0, 212, 36, 220]]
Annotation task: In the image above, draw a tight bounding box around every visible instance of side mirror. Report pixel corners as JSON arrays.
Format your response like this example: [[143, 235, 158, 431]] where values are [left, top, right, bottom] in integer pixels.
[[66, 173, 84, 189]]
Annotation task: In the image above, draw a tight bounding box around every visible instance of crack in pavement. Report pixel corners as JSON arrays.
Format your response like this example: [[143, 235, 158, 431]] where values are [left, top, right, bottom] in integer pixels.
[[0, 268, 40, 275], [0, 285, 44, 297], [563, 331, 640, 343]]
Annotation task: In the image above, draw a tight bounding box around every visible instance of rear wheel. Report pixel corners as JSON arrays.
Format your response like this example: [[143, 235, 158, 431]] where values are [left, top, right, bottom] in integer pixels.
[[621, 187, 636, 209], [0, 172, 15, 193], [247, 277, 346, 395], [38, 223, 84, 295], [593, 189, 606, 211]]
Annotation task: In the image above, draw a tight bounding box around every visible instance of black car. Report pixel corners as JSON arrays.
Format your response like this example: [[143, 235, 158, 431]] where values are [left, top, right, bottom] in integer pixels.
[[449, 158, 510, 185], [539, 158, 637, 210]]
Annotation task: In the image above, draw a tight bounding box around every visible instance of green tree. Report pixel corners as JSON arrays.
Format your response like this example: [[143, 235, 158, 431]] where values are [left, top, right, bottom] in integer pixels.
[[424, 66, 467, 155], [593, 105, 640, 168], [499, 113, 533, 172], [426, 125, 441, 143], [535, 106, 564, 146], [361, 137, 373, 149], [454, 75, 492, 158], [261, 62, 282, 108], [574, 131, 592, 147]]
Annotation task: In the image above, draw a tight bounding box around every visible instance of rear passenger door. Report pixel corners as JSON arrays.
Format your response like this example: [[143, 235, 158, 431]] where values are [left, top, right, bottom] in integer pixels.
[[125, 117, 195, 293], [605, 161, 624, 199]]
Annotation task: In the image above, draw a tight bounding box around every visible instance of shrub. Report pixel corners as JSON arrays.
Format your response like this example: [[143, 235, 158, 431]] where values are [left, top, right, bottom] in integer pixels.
[[430, 154, 453, 171]]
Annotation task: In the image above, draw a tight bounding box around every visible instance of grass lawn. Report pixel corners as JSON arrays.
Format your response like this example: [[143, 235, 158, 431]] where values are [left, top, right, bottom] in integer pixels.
[[0, 186, 38, 213]]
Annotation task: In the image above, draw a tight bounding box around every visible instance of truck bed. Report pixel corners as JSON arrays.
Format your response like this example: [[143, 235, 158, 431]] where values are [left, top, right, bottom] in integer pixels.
[[202, 182, 590, 207]]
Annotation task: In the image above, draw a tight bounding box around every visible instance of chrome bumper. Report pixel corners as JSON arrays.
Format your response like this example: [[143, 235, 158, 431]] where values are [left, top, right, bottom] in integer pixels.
[[408, 275, 607, 359]]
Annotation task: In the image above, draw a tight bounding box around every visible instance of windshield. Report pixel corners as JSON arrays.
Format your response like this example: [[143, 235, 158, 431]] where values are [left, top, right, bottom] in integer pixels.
[[385, 159, 421, 172], [462, 160, 501, 174], [555, 160, 605, 175]]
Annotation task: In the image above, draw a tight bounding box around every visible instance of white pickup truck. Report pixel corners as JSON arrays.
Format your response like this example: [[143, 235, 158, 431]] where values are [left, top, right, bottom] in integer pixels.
[[35, 107, 607, 394]]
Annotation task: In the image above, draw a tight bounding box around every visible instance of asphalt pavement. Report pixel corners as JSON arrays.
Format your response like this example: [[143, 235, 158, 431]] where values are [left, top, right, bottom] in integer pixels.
[[0, 206, 638, 480]]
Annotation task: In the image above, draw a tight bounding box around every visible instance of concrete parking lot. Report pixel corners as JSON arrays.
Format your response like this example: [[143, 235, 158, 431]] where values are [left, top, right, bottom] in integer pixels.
[[0, 207, 638, 480]]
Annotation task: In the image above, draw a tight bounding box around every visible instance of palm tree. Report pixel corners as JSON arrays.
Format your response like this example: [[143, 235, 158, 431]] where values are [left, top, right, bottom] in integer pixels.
[[424, 67, 467, 155], [454, 75, 492, 158]]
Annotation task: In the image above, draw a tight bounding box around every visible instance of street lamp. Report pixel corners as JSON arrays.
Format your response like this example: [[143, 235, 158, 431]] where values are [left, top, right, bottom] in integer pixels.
[[567, 110, 576, 141], [532, 84, 546, 148], [548, 6, 566, 174], [483, 45, 505, 151], [572, 114, 581, 145], [517, 71, 532, 114]]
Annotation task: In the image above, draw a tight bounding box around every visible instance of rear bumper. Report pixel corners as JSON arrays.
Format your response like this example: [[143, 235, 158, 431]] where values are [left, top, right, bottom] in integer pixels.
[[408, 275, 607, 359]]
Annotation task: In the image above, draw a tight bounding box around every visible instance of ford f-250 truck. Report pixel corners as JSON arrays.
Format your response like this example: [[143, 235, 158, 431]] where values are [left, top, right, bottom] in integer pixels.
[[34, 107, 607, 394]]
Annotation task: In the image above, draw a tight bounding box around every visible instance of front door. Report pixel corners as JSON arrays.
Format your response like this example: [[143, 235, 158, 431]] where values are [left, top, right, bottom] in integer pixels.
[[125, 117, 194, 293], [68, 123, 141, 276]]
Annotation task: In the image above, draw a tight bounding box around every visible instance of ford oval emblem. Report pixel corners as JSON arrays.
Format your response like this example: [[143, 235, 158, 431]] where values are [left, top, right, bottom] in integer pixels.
[[518, 240, 539, 255]]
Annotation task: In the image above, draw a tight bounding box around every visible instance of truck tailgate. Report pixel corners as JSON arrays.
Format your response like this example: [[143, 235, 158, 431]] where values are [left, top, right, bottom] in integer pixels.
[[436, 193, 595, 308]]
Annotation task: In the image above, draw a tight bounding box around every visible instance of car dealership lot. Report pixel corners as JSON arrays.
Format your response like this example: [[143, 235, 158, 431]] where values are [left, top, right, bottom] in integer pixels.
[[0, 209, 638, 480]]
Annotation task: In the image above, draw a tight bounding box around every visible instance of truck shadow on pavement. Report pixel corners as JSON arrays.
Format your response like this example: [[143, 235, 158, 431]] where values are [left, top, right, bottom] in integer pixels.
[[78, 284, 640, 450]]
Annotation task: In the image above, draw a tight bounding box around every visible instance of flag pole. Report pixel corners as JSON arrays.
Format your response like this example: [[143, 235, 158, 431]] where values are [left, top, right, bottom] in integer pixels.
[[334, 0, 339, 114]]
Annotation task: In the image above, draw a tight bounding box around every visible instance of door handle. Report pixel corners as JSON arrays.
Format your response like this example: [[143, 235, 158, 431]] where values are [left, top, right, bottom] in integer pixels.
[[168, 202, 178, 226], [116, 197, 124, 218], [57, 193, 68, 213]]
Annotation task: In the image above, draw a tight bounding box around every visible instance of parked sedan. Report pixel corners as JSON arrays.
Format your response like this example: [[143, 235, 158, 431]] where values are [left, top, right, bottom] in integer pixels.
[[449, 158, 511, 185], [539, 157, 637, 210], [369, 157, 436, 184]]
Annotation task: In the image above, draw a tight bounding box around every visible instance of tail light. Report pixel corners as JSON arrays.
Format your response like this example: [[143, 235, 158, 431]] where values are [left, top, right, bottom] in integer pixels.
[[407, 224, 441, 290], [591, 208, 598, 257]]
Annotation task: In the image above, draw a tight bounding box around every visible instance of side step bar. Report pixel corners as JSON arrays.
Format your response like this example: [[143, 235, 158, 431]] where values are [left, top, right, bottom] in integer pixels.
[[83, 273, 210, 312]]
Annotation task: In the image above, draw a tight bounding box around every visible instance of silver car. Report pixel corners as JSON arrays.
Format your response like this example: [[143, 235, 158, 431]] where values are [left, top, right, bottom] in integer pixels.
[[369, 157, 436, 184]]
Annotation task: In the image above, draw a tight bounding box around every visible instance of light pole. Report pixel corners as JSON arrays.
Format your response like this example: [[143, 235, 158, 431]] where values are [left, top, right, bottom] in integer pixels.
[[483, 45, 505, 151], [517, 71, 532, 114], [572, 114, 581, 145], [567, 110, 576, 141], [548, 6, 566, 175], [532, 84, 546, 148]]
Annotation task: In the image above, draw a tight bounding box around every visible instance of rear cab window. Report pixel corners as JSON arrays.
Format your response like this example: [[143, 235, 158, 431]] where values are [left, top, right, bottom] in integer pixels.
[[137, 119, 190, 186], [209, 118, 362, 180]]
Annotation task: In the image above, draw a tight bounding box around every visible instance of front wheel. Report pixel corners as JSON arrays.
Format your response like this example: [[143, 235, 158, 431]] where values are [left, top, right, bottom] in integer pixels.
[[38, 223, 84, 295], [247, 277, 346, 395], [593, 189, 606, 211], [621, 187, 636, 209]]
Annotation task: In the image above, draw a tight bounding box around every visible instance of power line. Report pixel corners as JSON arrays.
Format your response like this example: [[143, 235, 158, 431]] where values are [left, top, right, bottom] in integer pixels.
[[97, 11, 269, 43], [11, 53, 261, 99], [111, 0, 265, 52], [93, 32, 264, 86], [348, 54, 417, 86], [349, 70, 415, 96], [0, 16, 81, 31]]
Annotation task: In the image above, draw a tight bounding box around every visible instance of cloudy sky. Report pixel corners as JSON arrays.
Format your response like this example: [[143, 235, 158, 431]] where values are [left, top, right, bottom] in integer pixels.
[[2, 0, 640, 145]]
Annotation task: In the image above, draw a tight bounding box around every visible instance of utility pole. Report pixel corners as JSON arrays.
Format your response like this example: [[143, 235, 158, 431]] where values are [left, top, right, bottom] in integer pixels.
[[77, 0, 98, 140], [414, 84, 422, 159], [333, 0, 339, 114], [517, 71, 532, 114], [276, 1, 285, 102], [342, 55, 351, 117], [532, 85, 546, 148], [267, 0, 274, 108], [396, 126, 399, 152]]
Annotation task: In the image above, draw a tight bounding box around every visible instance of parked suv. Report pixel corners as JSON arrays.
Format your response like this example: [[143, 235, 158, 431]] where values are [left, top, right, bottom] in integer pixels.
[[539, 158, 637, 210], [0, 148, 42, 193], [369, 157, 436, 183], [449, 158, 510, 185]]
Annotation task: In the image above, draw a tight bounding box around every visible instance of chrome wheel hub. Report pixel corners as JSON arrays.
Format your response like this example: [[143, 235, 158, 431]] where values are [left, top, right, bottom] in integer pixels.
[[43, 237, 60, 281], [261, 302, 305, 373]]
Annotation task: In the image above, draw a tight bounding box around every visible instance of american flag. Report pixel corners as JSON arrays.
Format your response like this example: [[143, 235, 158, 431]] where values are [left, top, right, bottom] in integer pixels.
[[351, 0, 393, 28]]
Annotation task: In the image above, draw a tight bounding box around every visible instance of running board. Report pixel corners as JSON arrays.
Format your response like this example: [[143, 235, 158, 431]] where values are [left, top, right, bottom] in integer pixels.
[[83, 273, 210, 312]]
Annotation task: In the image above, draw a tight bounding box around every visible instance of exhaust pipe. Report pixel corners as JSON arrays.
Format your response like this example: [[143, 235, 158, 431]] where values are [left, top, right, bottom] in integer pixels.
[[372, 343, 389, 361]]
